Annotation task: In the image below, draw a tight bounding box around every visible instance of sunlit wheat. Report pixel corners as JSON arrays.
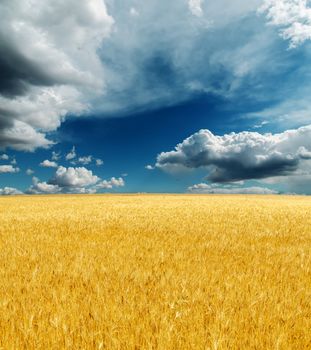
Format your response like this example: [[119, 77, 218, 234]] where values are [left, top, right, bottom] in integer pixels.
[[0, 195, 310, 349]]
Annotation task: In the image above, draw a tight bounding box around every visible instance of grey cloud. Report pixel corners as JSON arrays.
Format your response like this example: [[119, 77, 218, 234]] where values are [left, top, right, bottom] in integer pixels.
[[97, 0, 269, 114], [206, 153, 298, 182], [0, 0, 113, 151], [0, 38, 56, 98], [156, 125, 311, 183], [1, 0, 307, 153], [188, 183, 278, 194]]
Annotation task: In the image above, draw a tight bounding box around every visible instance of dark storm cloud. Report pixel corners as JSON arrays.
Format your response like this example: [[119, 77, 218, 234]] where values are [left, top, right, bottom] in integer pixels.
[[0, 37, 56, 97], [206, 154, 299, 182], [0, 0, 113, 151]]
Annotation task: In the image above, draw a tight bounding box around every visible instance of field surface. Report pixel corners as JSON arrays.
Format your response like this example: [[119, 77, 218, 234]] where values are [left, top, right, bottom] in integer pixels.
[[0, 195, 310, 349]]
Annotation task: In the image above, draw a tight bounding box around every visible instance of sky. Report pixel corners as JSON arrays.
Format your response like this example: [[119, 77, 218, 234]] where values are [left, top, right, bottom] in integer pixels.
[[1, 0, 311, 195]]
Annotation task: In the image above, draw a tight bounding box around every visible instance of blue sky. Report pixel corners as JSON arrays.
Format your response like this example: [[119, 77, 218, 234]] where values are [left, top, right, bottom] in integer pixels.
[[1, 0, 311, 195]]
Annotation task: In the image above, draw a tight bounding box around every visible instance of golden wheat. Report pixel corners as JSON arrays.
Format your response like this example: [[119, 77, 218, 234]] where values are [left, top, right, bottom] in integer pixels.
[[0, 194, 310, 349]]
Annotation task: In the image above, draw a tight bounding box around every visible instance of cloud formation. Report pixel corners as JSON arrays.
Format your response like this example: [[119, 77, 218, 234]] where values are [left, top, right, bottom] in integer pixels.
[[156, 125, 311, 183], [40, 160, 58, 168], [97, 177, 125, 189], [25, 166, 125, 194], [50, 166, 99, 188], [260, 0, 311, 48], [65, 147, 77, 161], [26, 169, 34, 176], [96, 159, 104, 166], [52, 151, 61, 161], [0, 165, 19, 173], [0, 154, 9, 160], [0, 186, 22, 195], [65, 147, 104, 167], [3, 0, 310, 154], [0, 0, 113, 151], [75, 156, 93, 165], [188, 183, 278, 194], [27, 177, 61, 194], [188, 0, 204, 17]]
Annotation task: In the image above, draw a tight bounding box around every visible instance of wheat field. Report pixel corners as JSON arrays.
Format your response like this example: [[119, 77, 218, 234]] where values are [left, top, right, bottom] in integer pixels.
[[0, 195, 310, 349]]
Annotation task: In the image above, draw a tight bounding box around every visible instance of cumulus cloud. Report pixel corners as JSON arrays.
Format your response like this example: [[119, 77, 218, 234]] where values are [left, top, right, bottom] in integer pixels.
[[50, 166, 99, 188], [155, 125, 311, 183], [0, 165, 19, 173], [97, 177, 125, 189], [0, 0, 113, 151], [26, 166, 99, 194], [145, 165, 155, 170], [188, 183, 278, 194], [25, 166, 124, 194], [259, 0, 311, 48], [0, 186, 22, 195], [40, 160, 58, 168], [0, 154, 9, 160], [26, 177, 61, 194]]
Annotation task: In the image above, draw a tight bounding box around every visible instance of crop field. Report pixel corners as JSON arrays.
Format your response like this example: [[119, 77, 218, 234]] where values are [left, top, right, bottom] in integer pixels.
[[0, 195, 310, 349]]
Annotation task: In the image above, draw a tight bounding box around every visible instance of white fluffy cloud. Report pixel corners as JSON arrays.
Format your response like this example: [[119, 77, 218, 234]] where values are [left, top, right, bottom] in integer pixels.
[[0, 186, 22, 195], [97, 177, 125, 189], [27, 177, 61, 194], [25, 166, 125, 194], [0, 165, 19, 173], [40, 160, 58, 168], [188, 183, 278, 194], [0, 0, 113, 151], [155, 124, 311, 182], [50, 166, 99, 188], [260, 0, 311, 47]]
